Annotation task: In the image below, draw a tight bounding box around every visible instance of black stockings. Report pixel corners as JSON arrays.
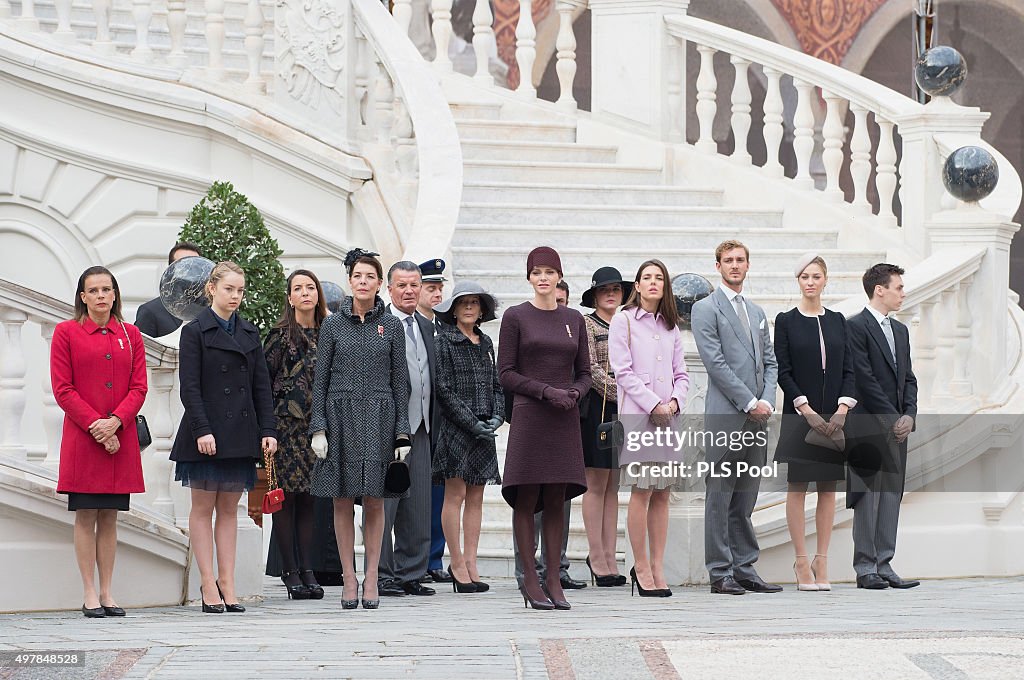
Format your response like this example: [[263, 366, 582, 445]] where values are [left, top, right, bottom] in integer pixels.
[[272, 490, 315, 586], [512, 483, 567, 602]]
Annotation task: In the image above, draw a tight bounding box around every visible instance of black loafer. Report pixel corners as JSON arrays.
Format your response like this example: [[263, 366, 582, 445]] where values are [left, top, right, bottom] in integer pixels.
[[101, 605, 126, 617], [400, 580, 435, 596], [881, 573, 920, 589], [736, 576, 783, 593], [710, 577, 747, 595], [560, 576, 587, 590], [856, 573, 889, 590], [426, 568, 453, 583], [378, 580, 407, 597]]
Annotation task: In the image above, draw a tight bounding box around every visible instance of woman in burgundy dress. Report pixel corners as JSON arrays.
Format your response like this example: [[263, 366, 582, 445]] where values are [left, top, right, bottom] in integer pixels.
[[498, 246, 591, 610]]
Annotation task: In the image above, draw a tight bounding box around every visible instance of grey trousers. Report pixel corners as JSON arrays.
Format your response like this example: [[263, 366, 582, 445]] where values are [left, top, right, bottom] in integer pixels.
[[704, 421, 766, 583], [852, 448, 907, 578], [373, 424, 432, 583], [513, 500, 571, 586]]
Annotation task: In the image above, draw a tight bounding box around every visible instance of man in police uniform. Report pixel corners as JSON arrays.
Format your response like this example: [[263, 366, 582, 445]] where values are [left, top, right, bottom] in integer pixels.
[[417, 259, 453, 584]]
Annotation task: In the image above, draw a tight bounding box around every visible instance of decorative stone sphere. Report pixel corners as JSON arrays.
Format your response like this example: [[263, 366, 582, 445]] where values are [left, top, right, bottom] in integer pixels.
[[671, 273, 715, 331], [942, 146, 999, 203], [158, 256, 215, 322], [915, 46, 968, 97], [321, 280, 345, 313]]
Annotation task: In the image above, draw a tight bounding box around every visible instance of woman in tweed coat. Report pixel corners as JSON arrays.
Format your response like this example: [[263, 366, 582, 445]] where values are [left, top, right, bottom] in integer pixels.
[[309, 249, 411, 609], [432, 281, 504, 593]]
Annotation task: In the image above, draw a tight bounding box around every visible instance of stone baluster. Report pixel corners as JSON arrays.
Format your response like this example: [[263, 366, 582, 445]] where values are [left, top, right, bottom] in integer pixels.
[[761, 66, 783, 177], [166, 0, 188, 68], [0, 0, 9, 19], [17, 0, 39, 31], [92, 0, 116, 55], [145, 367, 177, 518], [0, 309, 28, 460], [949, 278, 975, 397], [39, 322, 63, 467], [354, 35, 372, 134], [244, 0, 266, 92], [849, 103, 872, 214], [54, 0, 76, 43], [430, 0, 454, 71], [553, 1, 577, 110], [393, 95, 418, 207], [729, 56, 751, 163], [393, 0, 412, 36], [205, 0, 227, 80], [792, 79, 816, 190], [472, 0, 494, 86], [374, 58, 395, 145], [875, 117, 899, 226], [131, 0, 154, 62], [666, 36, 683, 143], [515, 0, 537, 99], [932, 289, 957, 401], [821, 91, 845, 202], [694, 45, 717, 154], [911, 300, 938, 403]]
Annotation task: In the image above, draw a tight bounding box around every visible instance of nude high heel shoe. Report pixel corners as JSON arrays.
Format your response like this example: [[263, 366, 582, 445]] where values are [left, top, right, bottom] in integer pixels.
[[812, 554, 831, 591], [793, 555, 819, 592]]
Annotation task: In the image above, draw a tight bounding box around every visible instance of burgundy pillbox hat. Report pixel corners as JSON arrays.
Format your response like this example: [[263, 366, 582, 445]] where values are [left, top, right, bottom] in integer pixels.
[[526, 246, 563, 278]]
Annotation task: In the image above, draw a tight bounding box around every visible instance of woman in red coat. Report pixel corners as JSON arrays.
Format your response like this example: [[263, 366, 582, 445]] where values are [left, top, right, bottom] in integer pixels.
[[51, 266, 148, 618]]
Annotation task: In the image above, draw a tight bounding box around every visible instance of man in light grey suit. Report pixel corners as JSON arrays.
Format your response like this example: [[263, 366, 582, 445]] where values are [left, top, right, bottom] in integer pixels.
[[691, 240, 781, 595]]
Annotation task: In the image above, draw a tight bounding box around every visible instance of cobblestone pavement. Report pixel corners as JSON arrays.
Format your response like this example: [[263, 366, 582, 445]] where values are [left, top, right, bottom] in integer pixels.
[[0, 576, 1022, 679]]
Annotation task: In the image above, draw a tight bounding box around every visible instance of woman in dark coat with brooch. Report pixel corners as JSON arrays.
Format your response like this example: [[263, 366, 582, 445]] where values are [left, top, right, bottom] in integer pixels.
[[263, 269, 328, 600], [774, 254, 857, 592], [431, 281, 504, 594], [170, 261, 278, 613], [51, 266, 148, 617], [309, 249, 411, 610], [498, 246, 591, 611]]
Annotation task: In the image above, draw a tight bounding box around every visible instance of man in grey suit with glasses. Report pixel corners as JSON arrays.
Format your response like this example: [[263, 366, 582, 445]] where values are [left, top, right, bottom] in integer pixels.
[[691, 240, 781, 595]]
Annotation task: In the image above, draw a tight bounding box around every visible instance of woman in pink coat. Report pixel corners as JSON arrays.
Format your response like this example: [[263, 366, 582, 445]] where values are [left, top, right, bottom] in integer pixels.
[[51, 266, 148, 617], [608, 259, 689, 598]]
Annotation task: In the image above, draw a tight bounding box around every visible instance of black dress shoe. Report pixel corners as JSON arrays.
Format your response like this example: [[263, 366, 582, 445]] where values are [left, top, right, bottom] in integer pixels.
[[427, 568, 453, 583], [82, 605, 106, 618], [856, 573, 890, 590], [101, 605, 126, 617], [560, 576, 587, 590], [378, 579, 407, 597], [881, 573, 920, 589], [736, 575, 783, 593], [400, 580, 435, 596], [710, 577, 747, 595]]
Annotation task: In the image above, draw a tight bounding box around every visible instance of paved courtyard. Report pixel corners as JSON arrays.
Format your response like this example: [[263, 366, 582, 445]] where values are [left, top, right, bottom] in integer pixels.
[[0, 576, 1022, 679]]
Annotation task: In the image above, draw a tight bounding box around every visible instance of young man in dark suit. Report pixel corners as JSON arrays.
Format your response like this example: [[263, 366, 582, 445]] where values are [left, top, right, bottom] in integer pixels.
[[134, 242, 201, 337], [846, 263, 920, 590]]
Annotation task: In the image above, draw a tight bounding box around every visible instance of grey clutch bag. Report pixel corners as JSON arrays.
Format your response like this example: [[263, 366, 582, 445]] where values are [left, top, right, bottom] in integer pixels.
[[805, 427, 845, 452]]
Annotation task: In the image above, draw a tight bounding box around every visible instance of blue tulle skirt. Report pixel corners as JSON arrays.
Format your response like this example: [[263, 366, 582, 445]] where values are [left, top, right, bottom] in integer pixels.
[[175, 458, 256, 493]]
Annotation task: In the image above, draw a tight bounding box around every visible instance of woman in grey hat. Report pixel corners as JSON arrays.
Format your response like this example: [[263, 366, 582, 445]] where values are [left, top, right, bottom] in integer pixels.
[[432, 281, 505, 593], [579, 267, 632, 587]]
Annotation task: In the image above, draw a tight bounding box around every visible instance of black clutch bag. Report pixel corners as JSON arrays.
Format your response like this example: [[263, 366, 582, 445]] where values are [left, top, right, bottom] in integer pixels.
[[136, 415, 152, 451], [384, 437, 412, 494]]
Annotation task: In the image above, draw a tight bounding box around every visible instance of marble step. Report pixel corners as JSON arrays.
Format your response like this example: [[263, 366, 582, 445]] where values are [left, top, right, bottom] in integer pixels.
[[449, 101, 504, 120], [461, 269, 868, 296], [460, 140, 618, 164], [460, 182, 724, 207], [463, 160, 665, 184], [455, 118, 578, 143], [457, 205, 783, 229]]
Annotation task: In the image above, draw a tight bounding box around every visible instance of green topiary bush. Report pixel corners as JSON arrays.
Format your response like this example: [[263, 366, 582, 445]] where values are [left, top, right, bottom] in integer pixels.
[[179, 181, 285, 337]]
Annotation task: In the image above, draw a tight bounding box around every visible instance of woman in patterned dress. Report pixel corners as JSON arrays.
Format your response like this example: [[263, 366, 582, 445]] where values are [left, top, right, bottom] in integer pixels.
[[309, 249, 411, 610], [498, 246, 591, 611], [264, 269, 328, 600], [431, 281, 504, 593]]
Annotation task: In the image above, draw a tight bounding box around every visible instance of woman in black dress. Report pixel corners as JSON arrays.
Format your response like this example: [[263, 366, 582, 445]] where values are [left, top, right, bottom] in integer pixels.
[[579, 267, 631, 587], [170, 261, 278, 613], [774, 254, 856, 592], [431, 281, 503, 593], [498, 246, 591, 610], [264, 269, 328, 600]]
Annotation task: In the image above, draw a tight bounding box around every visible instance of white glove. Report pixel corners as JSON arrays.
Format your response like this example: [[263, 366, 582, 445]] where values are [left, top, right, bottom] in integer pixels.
[[311, 431, 328, 460], [395, 436, 412, 461]]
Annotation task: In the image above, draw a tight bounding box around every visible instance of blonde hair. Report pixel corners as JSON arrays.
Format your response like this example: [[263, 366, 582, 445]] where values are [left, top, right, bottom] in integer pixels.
[[798, 256, 828, 278], [205, 261, 245, 301], [715, 239, 750, 263]]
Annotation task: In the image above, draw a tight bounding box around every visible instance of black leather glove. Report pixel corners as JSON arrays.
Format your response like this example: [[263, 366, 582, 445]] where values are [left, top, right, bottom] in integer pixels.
[[470, 421, 497, 440]]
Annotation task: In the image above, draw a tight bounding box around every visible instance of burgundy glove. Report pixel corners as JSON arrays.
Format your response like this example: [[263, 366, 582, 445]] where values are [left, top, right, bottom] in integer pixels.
[[543, 387, 576, 411]]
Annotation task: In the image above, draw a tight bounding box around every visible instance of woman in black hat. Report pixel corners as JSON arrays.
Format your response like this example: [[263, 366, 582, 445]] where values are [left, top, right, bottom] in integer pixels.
[[579, 267, 632, 587], [431, 281, 504, 594]]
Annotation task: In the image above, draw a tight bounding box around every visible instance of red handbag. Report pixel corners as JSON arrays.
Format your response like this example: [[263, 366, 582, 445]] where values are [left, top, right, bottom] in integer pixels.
[[261, 447, 285, 514]]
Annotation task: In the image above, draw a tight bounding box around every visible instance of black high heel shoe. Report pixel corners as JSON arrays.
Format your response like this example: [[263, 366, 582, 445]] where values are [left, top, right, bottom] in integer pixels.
[[587, 556, 623, 587], [299, 569, 324, 600], [540, 582, 571, 610], [200, 585, 224, 614], [519, 584, 555, 610], [629, 567, 669, 598], [341, 581, 359, 610], [216, 581, 245, 613], [281, 570, 311, 600], [448, 566, 479, 594]]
